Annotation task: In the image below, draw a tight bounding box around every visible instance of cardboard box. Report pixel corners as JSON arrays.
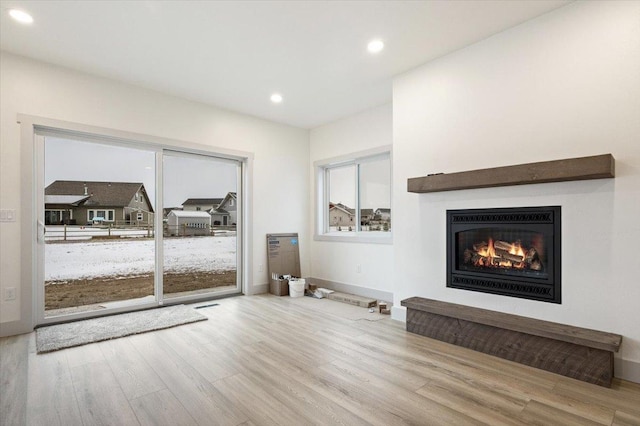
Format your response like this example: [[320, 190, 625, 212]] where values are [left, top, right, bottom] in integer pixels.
[[270, 278, 289, 296], [266, 233, 300, 297], [327, 292, 377, 308]]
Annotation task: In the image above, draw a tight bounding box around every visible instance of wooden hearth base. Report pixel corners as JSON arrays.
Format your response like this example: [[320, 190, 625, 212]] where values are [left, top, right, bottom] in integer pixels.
[[401, 297, 622, 387]]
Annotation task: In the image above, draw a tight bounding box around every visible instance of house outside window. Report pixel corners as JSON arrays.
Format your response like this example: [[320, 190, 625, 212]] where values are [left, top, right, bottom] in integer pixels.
[[315, 146, 391, 243]]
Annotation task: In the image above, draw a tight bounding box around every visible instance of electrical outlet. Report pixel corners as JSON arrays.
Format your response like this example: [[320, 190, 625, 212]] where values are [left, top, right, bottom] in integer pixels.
[[356, 264, 362, 273], [258, 264, 264, 272], [5, 287, 16, 301]]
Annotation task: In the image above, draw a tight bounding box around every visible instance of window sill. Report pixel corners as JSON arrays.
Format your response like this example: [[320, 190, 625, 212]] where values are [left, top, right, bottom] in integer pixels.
[[314, 232, 392, 245]]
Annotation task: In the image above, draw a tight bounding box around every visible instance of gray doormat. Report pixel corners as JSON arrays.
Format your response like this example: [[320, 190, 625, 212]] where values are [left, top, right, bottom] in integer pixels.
[[36, 304, 207, 353]]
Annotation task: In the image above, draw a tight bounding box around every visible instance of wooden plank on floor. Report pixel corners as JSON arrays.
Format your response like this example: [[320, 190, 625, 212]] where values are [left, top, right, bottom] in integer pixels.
[[129, 388, 198, 426], [213, 373, 306, 426], [98, 337, 166, 400], [0, 335, 29, 426], [26, 350, 83, 426], [517, 400, 608, 426], [130, 331, 248, 426], [553, 378, 640, 417], [612, 410, 640, 426], [234, 347, 372, 426], [320, 358, 482, 425], [160, 327, 239, 383], [415, 376, 528, 426], [71, 360, 140, 425]]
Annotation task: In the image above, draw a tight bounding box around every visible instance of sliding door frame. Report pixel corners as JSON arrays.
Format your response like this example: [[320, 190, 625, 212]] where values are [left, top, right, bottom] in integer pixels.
[[19, 115, 253, 328]]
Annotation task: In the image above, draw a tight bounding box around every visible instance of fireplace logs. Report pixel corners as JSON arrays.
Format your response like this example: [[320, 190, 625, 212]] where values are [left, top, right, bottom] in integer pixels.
[[463, 238, 542, 271]]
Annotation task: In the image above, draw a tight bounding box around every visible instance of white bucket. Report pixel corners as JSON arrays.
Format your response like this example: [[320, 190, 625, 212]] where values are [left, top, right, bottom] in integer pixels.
[[288, 278, 305, 298]]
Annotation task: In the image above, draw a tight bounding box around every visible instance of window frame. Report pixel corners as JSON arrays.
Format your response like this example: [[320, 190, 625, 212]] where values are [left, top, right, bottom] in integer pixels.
[[314, 145, 392, 244], [87, 209, 115, 222]]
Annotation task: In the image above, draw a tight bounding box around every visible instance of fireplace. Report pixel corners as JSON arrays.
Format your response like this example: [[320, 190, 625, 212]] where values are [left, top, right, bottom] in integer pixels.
[[447, 206, 561, 303]]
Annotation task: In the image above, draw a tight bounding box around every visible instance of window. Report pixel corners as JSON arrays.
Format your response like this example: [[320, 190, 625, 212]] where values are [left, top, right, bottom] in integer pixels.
[[87, 209, 115, 222], [137, 212, 143, 221], [315, 146, 391, 243]]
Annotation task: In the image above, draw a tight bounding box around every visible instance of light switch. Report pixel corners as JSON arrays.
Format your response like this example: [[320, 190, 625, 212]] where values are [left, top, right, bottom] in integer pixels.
[[5, 287, 16, 301], [0, 209, 16, 222]]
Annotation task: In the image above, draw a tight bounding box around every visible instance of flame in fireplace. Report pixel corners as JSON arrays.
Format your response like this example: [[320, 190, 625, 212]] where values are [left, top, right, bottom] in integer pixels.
[[467, 238, 536, 270], [510, 241, 526, 258], [476, 238, 495, 266]]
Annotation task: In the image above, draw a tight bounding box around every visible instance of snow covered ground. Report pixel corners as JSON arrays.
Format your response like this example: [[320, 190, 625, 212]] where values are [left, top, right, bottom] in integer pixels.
[[45, 236, 236, 281]]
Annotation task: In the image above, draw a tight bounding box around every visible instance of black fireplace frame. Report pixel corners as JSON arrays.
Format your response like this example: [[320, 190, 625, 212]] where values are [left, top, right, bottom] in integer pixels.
[[446, 206, 561, 304]]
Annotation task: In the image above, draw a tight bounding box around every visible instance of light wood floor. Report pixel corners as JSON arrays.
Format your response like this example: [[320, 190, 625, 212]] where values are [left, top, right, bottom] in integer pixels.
[[1, 294, 639, 426]]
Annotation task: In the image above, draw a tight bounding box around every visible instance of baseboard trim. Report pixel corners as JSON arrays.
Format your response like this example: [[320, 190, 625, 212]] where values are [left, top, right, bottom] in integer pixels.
[[249, 283, 269, 295], [306, 277, 393, 303], [0, 319, 33, 338], [615, 358, 640, 384]]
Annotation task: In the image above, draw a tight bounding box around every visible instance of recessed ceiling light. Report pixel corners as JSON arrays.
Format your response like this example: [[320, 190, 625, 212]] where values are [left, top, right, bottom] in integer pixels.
[[270, 93, 283, 104], [367, 39, 384, 54], [8, 9, 34, 24]]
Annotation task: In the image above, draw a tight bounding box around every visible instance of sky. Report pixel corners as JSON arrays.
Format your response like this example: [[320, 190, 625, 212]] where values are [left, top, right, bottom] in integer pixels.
[[329, 157, 390, 210], [45, 137, 237, 207]]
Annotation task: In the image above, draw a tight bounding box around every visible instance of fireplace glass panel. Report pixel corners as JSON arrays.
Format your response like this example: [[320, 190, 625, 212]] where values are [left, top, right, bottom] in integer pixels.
[[457, 228, 548, 280]]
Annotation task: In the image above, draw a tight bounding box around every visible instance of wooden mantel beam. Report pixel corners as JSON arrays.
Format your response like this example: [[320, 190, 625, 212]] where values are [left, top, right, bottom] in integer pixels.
[[407, 154, 615, 193]]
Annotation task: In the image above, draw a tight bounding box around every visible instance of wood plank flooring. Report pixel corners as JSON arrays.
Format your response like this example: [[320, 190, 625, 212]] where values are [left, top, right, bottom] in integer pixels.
[[1, 294, 639, 425]]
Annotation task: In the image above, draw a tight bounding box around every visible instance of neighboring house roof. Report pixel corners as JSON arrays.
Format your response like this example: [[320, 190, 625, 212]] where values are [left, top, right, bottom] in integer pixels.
[[209, 207, 229, 215], [163, 207, 182, 216], [44, 195, 91, 206], [376, 208, 391, 213], [45, 181, 154, 212], [329, 205, 353, 216], [218, 192, 238, 209], [168, 210, 212, 218], [182, 198, 223, 206]]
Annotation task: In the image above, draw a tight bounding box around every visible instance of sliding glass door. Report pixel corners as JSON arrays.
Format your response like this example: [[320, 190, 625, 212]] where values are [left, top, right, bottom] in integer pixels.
[[162, 151, 240, 300], [36, 130, 243, 324], [41, 136, 157, 318]]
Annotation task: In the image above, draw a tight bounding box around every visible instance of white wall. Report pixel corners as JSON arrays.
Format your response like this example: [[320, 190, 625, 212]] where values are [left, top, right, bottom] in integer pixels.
[[393, 0, 640, 380], [309, 104, 393, 296], [0, 52, 310, 331]]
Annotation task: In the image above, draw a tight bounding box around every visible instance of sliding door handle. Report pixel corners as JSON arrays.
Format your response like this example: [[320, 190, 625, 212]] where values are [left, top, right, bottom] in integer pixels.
[[37, 220, 46, 243]]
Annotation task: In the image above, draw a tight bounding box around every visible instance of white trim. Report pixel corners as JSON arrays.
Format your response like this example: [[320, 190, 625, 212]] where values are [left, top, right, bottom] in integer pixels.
[[314, 145, 392, 244], [614, 358, 640, 384], [23, 114, 250, 162], [155, 150, 164, 306], [307, 277, 393, 303]]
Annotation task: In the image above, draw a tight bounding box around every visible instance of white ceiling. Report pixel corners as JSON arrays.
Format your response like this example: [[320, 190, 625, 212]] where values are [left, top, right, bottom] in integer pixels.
[[0, 1, 571, 129]]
